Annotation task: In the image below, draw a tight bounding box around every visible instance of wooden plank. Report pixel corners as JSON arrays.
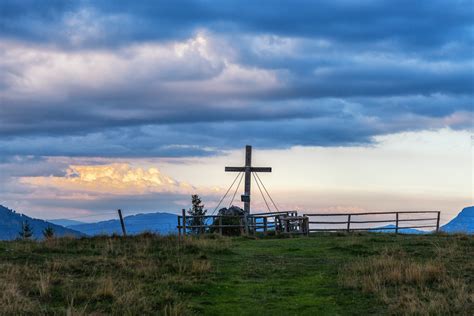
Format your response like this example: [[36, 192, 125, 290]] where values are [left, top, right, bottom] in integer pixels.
[[397, 225, 437, 230], [397, 218, 439, 222], [117, 209, 127, 237], [243, 216, 249, 236], [245, 145, 252, 166], [309, 220, 353, 224], [304, 211, 440, 216], [347, 214, 351, 232], [347, 219, 394, 224], [250, 167, 272, 172], [251, 211, 290, 216], [395, 212, 399, 234], [225, 166, 245, 172], [436, 211, 441, 232], [243, 147, 252, 214]]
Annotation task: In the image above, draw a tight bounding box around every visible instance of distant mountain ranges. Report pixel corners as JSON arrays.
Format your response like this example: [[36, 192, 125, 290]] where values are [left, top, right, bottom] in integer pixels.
[[62, 212, 177, 236], [0, 205, 472, 240], [0, 205, 83, 240], [0, 205, 178, 240]]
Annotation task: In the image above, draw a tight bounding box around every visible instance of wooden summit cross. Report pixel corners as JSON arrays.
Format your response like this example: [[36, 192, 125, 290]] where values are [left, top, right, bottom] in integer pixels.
[[225, 145, 271, 214]]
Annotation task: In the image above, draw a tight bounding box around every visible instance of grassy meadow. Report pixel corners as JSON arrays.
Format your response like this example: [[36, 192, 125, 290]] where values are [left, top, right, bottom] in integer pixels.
[[0, 233, 472, 315]]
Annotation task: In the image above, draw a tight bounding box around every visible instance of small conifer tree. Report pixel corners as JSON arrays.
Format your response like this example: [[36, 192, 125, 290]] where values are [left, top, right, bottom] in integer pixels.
[[43, 226, 55, 239], [19, 220, 33, 239], [187, 194, 207, 234]]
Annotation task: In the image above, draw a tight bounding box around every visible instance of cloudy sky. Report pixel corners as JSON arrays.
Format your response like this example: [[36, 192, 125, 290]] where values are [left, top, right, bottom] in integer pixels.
[[0, 0, 472, 223]]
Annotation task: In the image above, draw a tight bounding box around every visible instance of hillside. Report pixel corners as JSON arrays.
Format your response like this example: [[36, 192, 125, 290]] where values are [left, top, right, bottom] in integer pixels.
[[0, 234, 472, 315], [68, 212, 177, 235], [442, 206, 474, 233], [0, 205, 83, 240], [48, 219, 85, 227]]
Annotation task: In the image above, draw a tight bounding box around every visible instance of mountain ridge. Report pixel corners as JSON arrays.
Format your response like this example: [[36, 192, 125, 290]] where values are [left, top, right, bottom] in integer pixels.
[[48, 219, 86, 227], [441, 206, 473, 233], [0, 205, 84, 240]]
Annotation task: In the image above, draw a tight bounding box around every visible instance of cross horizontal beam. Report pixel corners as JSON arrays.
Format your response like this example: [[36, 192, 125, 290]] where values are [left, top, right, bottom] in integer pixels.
[[225, 167, 272, 172], [251, 167, 272, 172]]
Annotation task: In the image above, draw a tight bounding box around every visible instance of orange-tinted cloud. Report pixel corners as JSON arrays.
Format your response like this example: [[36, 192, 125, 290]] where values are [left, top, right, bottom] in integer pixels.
[[20, 163, 197, 195]]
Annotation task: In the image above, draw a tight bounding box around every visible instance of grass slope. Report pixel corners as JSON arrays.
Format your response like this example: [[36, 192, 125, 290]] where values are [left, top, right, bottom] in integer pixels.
[[0, 233, 472, 315]]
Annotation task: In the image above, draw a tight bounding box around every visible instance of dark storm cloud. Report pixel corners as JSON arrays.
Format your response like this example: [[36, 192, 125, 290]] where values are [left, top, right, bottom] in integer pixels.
[[0, 0, 472, 158], [1, 0, 472, 49], [0, 105, 465, 158]]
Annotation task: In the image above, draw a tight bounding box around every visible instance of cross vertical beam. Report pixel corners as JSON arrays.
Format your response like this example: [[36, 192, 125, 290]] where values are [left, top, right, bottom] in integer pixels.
[[244, 145, 252, 213]]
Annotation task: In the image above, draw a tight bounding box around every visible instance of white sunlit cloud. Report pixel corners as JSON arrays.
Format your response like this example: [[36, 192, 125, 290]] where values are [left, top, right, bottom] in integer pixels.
[[19, 163, 201, 195]]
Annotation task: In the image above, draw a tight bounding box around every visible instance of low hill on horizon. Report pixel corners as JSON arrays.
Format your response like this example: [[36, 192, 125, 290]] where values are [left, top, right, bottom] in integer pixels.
[[442, 206, 474, 234], [48, 219, 86, 227], [372, 224, 426, 234], [0, 205, 83, 240]]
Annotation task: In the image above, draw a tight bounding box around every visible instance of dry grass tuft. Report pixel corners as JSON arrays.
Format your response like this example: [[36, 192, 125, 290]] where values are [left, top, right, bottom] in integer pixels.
[[162, 302, 188, 316], [340, 248, 473, 315], [37, 271, 51, 297], [94, 276, 116, 300], [191, 259, 212, 274], [0, 264, 39, 313]]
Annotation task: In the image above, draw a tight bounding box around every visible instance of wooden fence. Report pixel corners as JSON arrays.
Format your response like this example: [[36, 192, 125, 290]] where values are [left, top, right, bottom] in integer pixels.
[[304, 211, 441, 233], [177, 210, 441, 237]]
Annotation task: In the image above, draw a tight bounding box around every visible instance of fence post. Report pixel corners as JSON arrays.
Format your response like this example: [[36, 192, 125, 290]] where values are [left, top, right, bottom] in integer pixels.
[[436, 211, 441, 233], [275, 216, 281, 235], [219, 216, 223, 235], [243, 215, 249, 236], [178, 216, 181, 239], [346, 214, 351, 233], [239, 217, 244, 235], [395, 212, 399, 234], [182, 209, 187, 238], [305, 216, 309, 236], [263, 217, 268, 235], [117, 209, 127, 237]]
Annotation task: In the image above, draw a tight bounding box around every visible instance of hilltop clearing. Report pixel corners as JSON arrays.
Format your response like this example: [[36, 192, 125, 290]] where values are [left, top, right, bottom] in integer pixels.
[[0, 233, 472, 315]]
